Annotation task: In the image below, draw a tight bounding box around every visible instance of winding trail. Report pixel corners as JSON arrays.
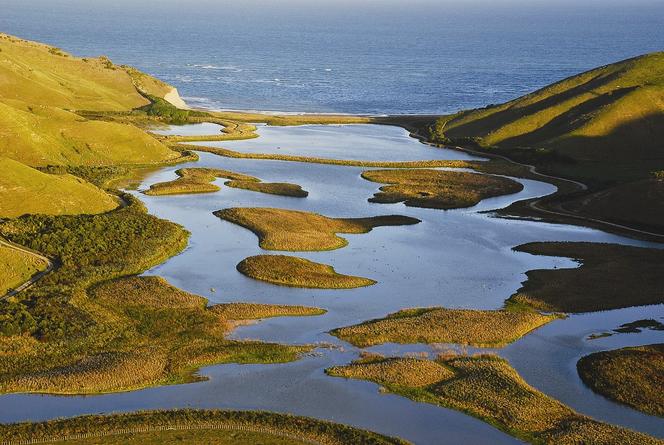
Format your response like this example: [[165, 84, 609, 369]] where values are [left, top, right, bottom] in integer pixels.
[[0, 238, 54, 301], [405, 128, 664, 241]]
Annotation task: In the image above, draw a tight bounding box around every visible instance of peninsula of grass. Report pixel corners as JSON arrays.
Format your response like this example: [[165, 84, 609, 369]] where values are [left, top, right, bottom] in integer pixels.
[[0, 198, 322, 395], [360, 169, 523, 210], [144, 167, 308, 197], [0, 243, 48, 296], [508, 242, 664, 313], [330, 306, 559, 348], [237, 255, 376, 289], [326, 355, 660, 445], [214, 207, 420, 251], [211, 302, 326, 319], [0, 409, 408, 445], [577, 344, 664, 417]]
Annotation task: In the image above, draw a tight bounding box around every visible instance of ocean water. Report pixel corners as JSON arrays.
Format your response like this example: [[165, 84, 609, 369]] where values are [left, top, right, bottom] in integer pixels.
[[2, 0, 663, 114]]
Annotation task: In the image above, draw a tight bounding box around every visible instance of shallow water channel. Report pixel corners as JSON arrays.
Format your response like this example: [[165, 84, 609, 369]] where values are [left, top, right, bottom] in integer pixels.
[[2, 124, 662, 444]]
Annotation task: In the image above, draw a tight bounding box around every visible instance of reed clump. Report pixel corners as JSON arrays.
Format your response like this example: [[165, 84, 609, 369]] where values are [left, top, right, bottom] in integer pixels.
[[237, 255, 376, 289], [214, 207, 420, 251], [577, 343, 664, 417]]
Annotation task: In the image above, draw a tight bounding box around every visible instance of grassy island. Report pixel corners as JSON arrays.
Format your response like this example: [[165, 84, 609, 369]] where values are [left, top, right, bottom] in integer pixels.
[[330, 306, 559, 348], [577, 344, 664, 417], [144, 167, 308, 197], [0, 409, 408, 445], [327, 355, 660, 444], [237, 255, 376, 289], [508, 242, 664, 312], [215, 207, 420, 251], [360, 169, 523, 210]]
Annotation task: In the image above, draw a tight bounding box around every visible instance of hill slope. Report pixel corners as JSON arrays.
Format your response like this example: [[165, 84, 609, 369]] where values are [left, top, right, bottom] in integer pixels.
[[432, 52, 664, 170], [0, 33, 175, 111], [0, 33, 183, 170], [424, 52, 664, 235], [0, 157, 118, 218]]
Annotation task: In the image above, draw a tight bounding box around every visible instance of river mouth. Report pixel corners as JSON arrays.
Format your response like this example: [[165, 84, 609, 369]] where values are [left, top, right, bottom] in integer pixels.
[[2, 124, 662, 444]]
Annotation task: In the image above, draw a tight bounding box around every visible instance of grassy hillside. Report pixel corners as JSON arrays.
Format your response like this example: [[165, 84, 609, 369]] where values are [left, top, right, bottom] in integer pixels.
[[432, 52, 664, 170], [0, 33, 171, 111], [0, 33, 183, 170], [0, 157, 118, 218], [420, 52, 664, 234]]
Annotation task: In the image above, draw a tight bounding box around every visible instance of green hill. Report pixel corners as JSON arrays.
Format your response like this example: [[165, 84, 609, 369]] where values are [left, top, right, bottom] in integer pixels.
[[0, 33, 172, 111], [433, 52, 664, 166], [424, 52, 664, 234], [0, 157, 118, 218], [0, 33, 183, 169]]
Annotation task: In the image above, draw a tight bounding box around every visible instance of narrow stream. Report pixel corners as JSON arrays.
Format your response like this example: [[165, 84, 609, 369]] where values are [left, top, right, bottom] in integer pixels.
[[1, 124, 662, 444]]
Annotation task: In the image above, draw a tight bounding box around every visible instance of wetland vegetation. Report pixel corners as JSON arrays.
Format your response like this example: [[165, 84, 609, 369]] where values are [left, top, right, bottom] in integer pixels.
[[237, 255, 376, 289], [327, 354, 661, 444], [215, 208, 419, 251], [143, 167, 308, 197], [577, 344, 664, 417], [360, 169, 523, 209]]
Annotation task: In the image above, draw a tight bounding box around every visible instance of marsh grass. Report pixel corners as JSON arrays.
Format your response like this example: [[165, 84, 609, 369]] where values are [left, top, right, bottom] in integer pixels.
[[577, 344, 664, 417], [0, 409, 408, 445], [0, 275, 321, 395], [144, 167, 307, 197], [330, 306, 559, 348], [211, 303, 326, 320], [237, 255, 376, 289], [0, 199, 322, 395], [214, 207, 420, 251], [360, 169, 523, 209], [327, 355, 660, 444], [509, 242, 664, 312]]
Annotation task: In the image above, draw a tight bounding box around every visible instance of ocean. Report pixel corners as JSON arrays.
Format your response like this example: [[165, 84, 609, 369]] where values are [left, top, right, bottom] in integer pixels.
[[1, 0, 663, 115]]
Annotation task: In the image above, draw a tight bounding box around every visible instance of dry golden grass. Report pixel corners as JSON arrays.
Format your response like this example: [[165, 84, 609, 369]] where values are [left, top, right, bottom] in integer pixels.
[[330, 307, 559, 348], [214, 207, 420, 251], [577, 344, 664, 417], [509, 242, 664, 312], [237, 255, 376, 289], [211, 303, 326, 320], [360, 169, 523, 209], [328, 356, 454, 387], [327, 355, 661, 444]]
